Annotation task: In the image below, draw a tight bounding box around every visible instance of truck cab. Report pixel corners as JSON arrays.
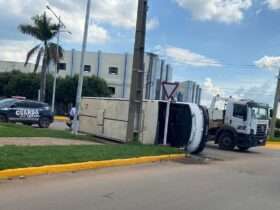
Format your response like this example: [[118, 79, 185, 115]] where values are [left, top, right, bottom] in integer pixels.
[[209, 96, 269, 151]]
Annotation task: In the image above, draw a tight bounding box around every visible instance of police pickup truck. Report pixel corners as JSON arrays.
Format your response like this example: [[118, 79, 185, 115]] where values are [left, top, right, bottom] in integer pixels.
[[0, 98, 54, 128]]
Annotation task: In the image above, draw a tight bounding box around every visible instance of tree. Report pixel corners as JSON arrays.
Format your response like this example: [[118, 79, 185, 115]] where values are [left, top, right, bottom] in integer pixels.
[[1, 71, 40, 100], [18, 13, 63, 102], [0, 71, 111, 114], [55, 75, 111, 106]]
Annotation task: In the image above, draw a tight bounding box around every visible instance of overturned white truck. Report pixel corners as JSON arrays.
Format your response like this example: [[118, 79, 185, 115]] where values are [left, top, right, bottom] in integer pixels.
[[79, 98, 209, 154]]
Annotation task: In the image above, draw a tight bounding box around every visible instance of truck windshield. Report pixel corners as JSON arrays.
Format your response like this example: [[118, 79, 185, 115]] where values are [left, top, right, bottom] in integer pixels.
[[251, 107, 268, 120], [0, 99, 17, 108]]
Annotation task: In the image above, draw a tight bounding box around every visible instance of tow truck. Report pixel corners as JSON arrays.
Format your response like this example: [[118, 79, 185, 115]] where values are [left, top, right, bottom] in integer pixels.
[[208, 95, 269, 151]]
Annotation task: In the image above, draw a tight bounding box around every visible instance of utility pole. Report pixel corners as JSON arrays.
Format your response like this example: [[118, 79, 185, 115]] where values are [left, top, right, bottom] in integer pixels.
[[271, 69, 280, 138], [126, 0, 148, 142], [73, 0, 91, 134]]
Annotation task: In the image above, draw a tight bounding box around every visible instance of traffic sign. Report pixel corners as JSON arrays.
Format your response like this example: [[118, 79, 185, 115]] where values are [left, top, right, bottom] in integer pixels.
[[161, 81, 179, 145], [162, 81, 179, 100]]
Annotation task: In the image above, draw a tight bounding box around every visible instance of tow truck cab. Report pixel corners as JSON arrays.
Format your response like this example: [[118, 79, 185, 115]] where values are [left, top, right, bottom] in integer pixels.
[[209, 96, 269, 151]]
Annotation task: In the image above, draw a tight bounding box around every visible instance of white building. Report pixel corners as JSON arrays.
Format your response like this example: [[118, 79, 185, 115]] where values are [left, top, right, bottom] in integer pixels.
[[0, 60, 35, 74], [177, 81, 202, 104], [0, 50, 173, 100]]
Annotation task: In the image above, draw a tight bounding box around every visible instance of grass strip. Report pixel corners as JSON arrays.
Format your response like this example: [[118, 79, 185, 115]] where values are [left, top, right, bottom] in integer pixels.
[[0, 123, 96, 142], [0, 145, 183, 170]]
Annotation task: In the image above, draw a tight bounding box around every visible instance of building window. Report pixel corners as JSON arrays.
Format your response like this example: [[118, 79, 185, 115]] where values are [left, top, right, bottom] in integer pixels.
[[84, 65, 91, 72], [57, 63, 66, 71], [108, 87, 116, 95], [109, 67, 118, 75]]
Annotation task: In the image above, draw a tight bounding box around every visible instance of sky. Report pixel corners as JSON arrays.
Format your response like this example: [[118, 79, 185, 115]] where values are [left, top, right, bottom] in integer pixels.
[[1, 0, 280, 106]]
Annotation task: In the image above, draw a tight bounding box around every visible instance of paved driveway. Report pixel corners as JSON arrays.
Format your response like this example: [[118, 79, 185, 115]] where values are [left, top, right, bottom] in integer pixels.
[[0, 137, 99, 146]]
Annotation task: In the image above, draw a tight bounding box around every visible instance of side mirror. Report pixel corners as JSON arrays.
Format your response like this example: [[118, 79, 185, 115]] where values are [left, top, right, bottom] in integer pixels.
[[10, 105, 16, 108]]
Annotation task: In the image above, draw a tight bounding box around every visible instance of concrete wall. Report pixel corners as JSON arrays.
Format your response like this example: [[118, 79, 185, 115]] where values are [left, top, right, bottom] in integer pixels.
[[79, 97, 159, 144]]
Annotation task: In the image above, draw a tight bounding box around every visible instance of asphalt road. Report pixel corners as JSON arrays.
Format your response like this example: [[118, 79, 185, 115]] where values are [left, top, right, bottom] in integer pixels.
[[1, 145, 280, 210]]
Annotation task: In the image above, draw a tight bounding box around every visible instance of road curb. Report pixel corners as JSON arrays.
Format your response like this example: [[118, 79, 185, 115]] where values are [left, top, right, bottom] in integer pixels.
[[54, 116, 68, 122], [266, 142, 280, 150], [0, 154, 186, 180]]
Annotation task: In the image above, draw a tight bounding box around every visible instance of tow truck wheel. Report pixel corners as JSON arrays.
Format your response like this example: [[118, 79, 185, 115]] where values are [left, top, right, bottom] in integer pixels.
[[218, 132, 236, 151], [39, 117, 50, 128], [237, 146, 250, 152], [0, 114, 8, 123]]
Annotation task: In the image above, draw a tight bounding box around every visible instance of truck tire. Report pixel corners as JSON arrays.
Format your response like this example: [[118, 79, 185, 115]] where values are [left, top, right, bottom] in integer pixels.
[[237, 146, 250, 152], [218, 132, 236, 150], [0, 114, 8, 123], [39, 117, 51, 128]]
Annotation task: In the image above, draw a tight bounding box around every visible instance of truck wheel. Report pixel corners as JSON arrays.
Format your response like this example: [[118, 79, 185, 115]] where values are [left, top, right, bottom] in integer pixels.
[[39, 117, 50, 128], [237, 146, 250, 152], [218, 132, 236, 150], [0, 114, 8, 123]]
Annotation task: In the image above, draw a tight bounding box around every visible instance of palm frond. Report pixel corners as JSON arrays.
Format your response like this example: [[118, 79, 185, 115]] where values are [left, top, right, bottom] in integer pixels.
[[19, 13, 59, 42], [34, 47, 44, 73], [24, 44, 41, 66], [47, 42, 64, 64], [18, 25, 42, 41]]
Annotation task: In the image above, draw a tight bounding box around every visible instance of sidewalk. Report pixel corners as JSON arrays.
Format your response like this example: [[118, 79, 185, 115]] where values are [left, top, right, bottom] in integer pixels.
[[0, 137, 99, 146]]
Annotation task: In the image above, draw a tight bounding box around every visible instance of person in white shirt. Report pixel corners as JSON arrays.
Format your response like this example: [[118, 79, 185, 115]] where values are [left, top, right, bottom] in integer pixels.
[[69, 107, 76, 120], [67, 106, 76, 129]]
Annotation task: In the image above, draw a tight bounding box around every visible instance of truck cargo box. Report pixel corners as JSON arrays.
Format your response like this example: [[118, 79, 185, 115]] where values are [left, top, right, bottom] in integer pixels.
[[79, 98, 208, 154]]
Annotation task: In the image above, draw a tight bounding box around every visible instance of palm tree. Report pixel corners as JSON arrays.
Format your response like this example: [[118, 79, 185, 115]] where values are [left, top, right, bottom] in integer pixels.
[[18, 13, 63, 102]]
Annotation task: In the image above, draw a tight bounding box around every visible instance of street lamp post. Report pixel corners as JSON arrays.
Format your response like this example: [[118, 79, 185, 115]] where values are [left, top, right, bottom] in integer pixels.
[[46, 6, 71, 113], [51, 16, 61, 113]]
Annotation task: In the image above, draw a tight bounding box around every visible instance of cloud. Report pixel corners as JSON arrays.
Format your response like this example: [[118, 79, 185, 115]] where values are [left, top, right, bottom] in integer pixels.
[[203, 78, 223, 96], [0, 0, 110, 44], [200, 78, 224, 106], [0, 0, 159, 63], [255, 56, 280, 72], [175, 0, 252, 23], [165, 46, 222, 67], [0, 0, 45, 17], [233, 81, 274, 105], [200, 78, 274, 107], [0, 40, 36, 62], [0, 0, 158, 45], [46, 3, 109, 44], [147, 18, 160, 30], [265, 0, 280, 10]]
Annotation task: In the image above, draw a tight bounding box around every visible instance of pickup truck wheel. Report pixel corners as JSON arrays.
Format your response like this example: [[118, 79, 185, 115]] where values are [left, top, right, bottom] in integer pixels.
[[0, 114, 8, 123], [218, 132, 236, 151], [39, 117, 50, 128], [237, 146, 250, 152]]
